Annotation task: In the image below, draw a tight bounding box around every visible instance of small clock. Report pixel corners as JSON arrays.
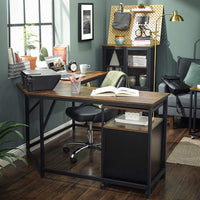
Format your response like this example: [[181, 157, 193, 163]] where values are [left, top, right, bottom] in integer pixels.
[[68, 60, 78, 72]]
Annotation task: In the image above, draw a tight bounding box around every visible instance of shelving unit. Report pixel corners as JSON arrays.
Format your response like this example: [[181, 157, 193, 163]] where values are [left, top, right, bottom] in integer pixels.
[[100, 97, 168, 198], [102, 45, 154, 91]]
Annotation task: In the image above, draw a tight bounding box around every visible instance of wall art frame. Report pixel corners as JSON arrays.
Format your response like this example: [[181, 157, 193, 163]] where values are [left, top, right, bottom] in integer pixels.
[[78, 3, 94, 41]]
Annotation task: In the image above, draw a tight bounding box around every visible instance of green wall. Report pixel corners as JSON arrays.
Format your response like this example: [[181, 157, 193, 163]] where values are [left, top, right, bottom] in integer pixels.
[[106, 0, 200, 86], [0, 0, 106, 148], [69, 0, 107, 70]]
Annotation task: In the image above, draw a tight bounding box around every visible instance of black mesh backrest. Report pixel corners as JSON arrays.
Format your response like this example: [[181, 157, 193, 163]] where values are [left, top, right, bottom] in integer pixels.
[[115, 75, 126, 88]]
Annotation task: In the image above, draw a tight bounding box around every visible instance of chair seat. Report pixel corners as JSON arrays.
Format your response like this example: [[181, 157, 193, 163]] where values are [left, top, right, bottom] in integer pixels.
[[66, 104, 119, 122], [64, 71, 127, 163]]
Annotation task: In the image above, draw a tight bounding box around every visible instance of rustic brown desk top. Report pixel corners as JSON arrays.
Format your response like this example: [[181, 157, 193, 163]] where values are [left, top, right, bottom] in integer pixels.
[[190, 86, 200, 92], [17, 79, 169, 109], [64, 70, 107, 84]]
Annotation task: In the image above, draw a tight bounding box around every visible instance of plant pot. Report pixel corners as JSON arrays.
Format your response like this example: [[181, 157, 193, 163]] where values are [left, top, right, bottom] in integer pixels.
[[138, 6, 144, 8], [21, 56, 37, 70]]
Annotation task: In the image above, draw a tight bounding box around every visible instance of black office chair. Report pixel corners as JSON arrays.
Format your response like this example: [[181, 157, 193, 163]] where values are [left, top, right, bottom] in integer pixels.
[[63, 71, 127, 163]]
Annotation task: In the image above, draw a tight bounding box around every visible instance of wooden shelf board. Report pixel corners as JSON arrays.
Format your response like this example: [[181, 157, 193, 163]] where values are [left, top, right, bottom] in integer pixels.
[[104, 117, 163, 133], [106, 65, 124, 68], [128, 66, 147, 69]]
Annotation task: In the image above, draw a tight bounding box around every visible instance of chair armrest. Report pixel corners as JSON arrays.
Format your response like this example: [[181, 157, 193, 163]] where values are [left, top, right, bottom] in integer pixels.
[[158, 82, 169, 93]]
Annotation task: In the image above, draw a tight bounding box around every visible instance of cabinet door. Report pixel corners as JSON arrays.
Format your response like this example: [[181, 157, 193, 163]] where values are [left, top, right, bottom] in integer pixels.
[[103, 46, 125, 72], [127, 47, 154, 91]]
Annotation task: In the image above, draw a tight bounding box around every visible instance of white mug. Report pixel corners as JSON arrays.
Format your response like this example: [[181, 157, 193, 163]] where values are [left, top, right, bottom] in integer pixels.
[[80, 64, 90, 75]]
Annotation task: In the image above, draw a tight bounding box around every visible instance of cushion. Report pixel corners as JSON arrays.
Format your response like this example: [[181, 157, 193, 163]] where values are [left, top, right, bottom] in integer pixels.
[[177, 56, 200, 81], [183, 62, 200, 87]]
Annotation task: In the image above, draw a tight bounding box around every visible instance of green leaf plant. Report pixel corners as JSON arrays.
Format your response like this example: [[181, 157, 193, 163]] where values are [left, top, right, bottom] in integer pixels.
[[0, 121, 28, 176], [24, 24, 39, 56]]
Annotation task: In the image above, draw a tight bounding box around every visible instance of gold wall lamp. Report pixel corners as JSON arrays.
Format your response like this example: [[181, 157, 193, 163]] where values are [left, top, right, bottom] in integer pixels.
[[153, 10, 184, 92]]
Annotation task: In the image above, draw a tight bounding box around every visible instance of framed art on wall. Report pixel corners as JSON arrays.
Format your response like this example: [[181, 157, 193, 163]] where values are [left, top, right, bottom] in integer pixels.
[[78, 3, 94, 41]]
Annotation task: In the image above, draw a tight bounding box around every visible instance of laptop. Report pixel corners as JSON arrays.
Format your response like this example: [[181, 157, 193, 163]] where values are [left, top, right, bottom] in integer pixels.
[[45, 55, 80, 80]]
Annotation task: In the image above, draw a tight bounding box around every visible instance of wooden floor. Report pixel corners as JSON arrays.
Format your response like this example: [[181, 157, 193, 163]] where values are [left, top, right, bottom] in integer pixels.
[[0, 120, 200, 200]]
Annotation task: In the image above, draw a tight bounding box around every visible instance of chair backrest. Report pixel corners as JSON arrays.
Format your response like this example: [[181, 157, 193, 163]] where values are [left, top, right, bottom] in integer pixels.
[[115, 75, 126, 88], [100, 71, 128, 88]]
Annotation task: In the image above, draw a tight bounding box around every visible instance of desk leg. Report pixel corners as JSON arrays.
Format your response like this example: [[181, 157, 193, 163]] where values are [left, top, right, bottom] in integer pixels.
[[25, 95, 30, 155], [189, 91, 193, 135], [39, 99, 45, 178], [146, 108, 153, 198], [193, 91, 197, 132], [161, 99, 168, 178]]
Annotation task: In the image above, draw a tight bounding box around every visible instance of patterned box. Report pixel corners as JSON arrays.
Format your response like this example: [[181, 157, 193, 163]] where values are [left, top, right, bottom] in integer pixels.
[[125, 112, 142, 120]]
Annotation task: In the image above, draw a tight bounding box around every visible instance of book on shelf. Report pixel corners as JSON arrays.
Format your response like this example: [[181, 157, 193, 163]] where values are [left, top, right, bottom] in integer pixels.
[[128, 55, 146, 67], [115, 114, 154, 126], [53, 45, 68, 64], [90, 86, 139, 97], [8, 48, 15, 64], [133, 37, 153, 46]]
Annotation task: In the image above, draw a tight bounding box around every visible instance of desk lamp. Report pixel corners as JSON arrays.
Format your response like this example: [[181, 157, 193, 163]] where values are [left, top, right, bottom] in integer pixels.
[[153, 10, 184, 92]]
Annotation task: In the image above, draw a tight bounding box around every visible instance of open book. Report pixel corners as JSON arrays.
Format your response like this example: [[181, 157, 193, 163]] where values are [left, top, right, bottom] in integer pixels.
[[90, 86, 139, 96]]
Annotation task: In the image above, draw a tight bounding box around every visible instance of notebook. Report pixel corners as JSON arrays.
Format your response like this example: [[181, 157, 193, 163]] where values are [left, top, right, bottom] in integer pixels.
[[45, 55, 80, 80]]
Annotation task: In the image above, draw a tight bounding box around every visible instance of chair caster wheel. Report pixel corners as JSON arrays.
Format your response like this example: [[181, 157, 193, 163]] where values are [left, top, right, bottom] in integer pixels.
[[70, 156, 77, 163], [100, 182, 106, 189], [191, 135, 195, 139], [63, 147, 70, 153]]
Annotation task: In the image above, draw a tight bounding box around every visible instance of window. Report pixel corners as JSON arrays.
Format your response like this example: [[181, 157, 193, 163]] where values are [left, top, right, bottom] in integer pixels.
[[7, 0, 55, 58]]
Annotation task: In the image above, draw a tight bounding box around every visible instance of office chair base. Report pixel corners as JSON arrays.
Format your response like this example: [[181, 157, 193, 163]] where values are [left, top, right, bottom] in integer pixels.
[[69, 142, 101, 163]]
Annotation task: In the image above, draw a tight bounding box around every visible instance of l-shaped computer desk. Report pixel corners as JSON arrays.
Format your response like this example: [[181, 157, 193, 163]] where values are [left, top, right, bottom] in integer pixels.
[[17, 71, 169, 198]]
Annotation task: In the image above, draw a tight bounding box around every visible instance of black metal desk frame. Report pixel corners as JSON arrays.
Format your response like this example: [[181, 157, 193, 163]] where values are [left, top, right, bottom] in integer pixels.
[[19, 83, 168, 199], [189, 89, 200, 138]]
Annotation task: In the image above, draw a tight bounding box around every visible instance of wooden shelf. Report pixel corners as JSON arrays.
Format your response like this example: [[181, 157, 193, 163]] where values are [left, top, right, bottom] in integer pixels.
[[106, 65, 124, 68], [128, 66, 147, 69], [104, 117, 163, 133], [103, 44, 153, 48], [132, 7, 153, 12]]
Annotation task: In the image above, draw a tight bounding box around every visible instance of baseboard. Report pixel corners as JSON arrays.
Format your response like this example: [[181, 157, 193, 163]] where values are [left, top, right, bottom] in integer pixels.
[[0, 121, 72, 168]]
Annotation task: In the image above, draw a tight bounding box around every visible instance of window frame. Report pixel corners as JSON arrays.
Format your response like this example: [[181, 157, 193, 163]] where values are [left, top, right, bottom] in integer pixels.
[[7, 0, 55, 55]]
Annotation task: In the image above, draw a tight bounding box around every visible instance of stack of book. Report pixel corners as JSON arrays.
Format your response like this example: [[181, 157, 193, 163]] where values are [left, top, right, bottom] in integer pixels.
[[8, 48, 27, 78], [8, 62, 25, 79], [128, 55, 147, 67], [133, 37, 153, 46]]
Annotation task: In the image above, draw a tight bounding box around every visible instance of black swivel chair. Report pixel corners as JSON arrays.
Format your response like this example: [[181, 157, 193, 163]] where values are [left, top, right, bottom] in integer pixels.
[[63, 71, 127, 163]]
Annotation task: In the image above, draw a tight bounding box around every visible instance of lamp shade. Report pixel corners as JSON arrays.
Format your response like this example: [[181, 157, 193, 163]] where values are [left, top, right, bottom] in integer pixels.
[[170, 10, 184, 21]]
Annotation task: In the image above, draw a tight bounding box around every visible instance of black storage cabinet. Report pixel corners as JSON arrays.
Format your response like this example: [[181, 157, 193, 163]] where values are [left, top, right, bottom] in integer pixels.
[[102, 122, 162, 184]]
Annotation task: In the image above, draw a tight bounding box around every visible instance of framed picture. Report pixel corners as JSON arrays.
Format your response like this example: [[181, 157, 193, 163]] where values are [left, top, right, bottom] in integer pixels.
[[78, 3, 94, 41]]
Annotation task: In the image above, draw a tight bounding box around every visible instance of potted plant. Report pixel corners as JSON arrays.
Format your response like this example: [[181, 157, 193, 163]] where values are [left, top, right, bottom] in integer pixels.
[[21, 25, 39, 70], [39, 46, 48, 61], [0, 121, 28, 176], [138, 3, 145, 8]]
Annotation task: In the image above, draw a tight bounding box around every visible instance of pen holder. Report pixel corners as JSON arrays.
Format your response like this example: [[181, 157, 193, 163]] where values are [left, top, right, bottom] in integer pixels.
[[71, 81, 81, 94]]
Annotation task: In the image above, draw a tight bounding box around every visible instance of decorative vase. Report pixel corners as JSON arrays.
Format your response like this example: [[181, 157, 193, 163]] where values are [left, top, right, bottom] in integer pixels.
[[21, 56, 37, 70], [128, 76, 136, 87], [115, 35, 125, 45], [139, 74, 147, 87]]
